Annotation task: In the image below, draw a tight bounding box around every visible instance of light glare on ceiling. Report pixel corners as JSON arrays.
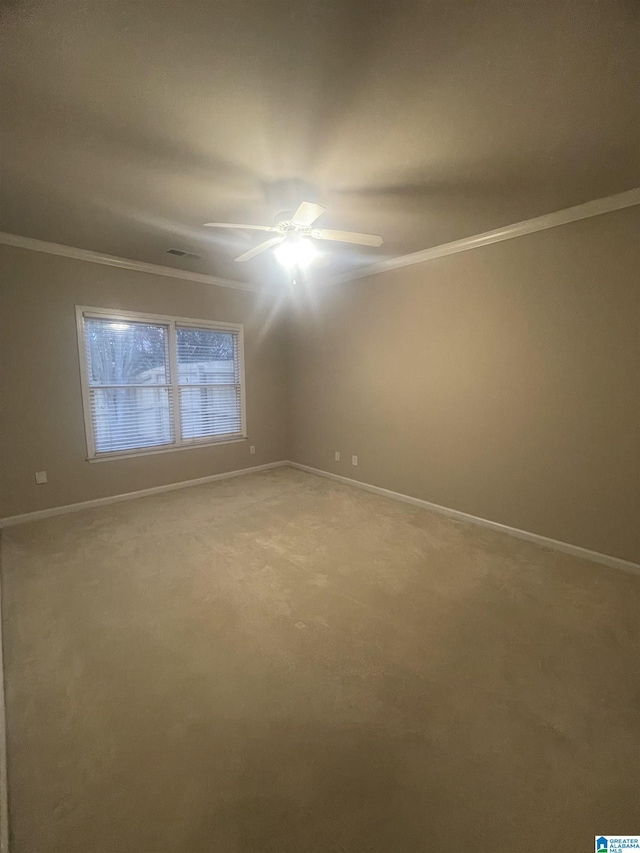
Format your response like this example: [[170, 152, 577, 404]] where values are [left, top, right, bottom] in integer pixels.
[[273, 237, 318, 269]]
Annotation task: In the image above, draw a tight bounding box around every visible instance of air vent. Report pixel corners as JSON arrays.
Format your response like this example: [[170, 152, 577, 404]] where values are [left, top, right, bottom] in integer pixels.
[[166, 248, 201, 260]]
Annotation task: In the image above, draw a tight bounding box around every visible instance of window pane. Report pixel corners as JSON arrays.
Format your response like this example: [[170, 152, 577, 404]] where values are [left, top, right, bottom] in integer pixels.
[[177, 327, 237, 384], [85, 319, 169, 385], [80, 314, 244, 457], [179, 386, 242, 440], [90, 387, 174, 453]]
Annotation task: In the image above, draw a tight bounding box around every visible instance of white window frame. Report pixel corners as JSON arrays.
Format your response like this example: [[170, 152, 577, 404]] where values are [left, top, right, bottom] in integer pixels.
[[76, 306, 247, 462]]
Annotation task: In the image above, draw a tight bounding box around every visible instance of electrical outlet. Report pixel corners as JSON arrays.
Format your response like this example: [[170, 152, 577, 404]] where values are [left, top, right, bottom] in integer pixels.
[[250, 445, 256, 455], [334, 451, 340, 462], [351, 455, 358, 466], [35, 471, 48, 484]]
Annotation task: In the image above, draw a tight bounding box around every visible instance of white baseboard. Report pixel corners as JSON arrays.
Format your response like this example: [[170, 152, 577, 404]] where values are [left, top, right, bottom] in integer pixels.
[[287, 462, 640, 576], [0, 461, 288, 528]]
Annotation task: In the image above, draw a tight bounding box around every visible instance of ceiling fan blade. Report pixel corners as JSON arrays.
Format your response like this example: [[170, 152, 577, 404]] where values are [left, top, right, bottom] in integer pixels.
[[203, 222, 278, 232], [311, 229, 383, 247], [234, 236, 284, 262], [292, 202, 326, 227]]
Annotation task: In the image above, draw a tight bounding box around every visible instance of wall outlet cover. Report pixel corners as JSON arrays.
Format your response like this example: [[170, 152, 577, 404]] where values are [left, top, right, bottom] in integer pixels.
[[250, 445, 256, 454], [351, 455, 358, 466], [334, 451, 340, 461], [35, 471, 48, 484]]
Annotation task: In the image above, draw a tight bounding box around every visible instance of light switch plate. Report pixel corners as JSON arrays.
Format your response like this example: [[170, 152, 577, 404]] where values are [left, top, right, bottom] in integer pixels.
[[35, 471, 48, 484]]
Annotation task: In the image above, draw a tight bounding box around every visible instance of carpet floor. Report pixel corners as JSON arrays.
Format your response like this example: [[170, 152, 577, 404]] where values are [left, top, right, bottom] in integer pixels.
[[1, 466, 639, 852]]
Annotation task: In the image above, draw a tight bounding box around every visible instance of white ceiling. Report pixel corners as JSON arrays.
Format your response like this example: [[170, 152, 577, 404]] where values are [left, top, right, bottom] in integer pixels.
[[1, 0, 638, 287]]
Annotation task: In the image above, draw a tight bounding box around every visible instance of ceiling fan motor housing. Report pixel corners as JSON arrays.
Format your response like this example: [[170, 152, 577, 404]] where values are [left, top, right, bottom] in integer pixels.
[[273, 211, 308, 234]]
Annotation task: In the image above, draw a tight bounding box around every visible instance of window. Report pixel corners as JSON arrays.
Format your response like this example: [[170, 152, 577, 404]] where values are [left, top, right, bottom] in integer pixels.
[[77, 307, 246, 460]]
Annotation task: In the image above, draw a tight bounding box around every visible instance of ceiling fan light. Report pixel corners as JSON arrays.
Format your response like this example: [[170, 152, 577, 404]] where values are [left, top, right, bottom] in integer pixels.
[[274, 237, 318, 269]]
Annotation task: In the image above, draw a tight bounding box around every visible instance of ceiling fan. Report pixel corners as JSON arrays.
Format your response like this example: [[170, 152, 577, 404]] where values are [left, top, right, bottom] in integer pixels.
[[203, 202, 383, 268]]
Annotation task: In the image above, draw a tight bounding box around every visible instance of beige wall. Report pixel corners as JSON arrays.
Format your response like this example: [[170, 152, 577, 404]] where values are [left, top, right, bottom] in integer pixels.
[[2, 207, 639, 563], [288, 206, 640, 563], [0, 246, 289, 518]]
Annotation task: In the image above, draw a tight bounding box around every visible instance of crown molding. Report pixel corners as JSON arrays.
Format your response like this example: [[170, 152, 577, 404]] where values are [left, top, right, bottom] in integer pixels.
[[3, 187, 638, 293], [333, 187, 640, 285], [0, 231, 267, 294]]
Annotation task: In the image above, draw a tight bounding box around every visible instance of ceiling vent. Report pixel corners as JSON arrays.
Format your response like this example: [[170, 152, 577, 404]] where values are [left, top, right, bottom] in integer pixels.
[[166, 248, 201, 260]]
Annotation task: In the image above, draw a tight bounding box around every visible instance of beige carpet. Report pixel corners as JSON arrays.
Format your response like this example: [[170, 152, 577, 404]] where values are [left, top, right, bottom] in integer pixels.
[[1, 467, 639, 852]]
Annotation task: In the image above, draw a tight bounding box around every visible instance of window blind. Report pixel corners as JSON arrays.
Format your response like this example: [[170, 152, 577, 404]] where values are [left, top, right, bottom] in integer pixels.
[[176, 326, 243, 442], [83, 318, 174, 454], [80, 311, 245, 459]]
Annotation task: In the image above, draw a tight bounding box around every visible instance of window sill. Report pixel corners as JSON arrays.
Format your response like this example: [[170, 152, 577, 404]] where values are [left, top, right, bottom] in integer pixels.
[[87, 436, 248, 463]]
